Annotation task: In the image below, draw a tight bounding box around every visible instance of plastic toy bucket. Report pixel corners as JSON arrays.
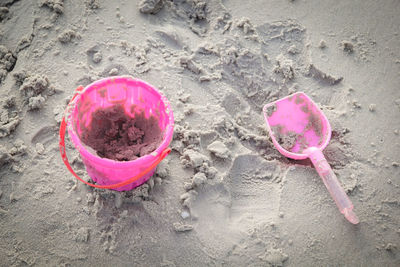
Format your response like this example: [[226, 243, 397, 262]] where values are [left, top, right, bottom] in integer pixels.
[[59, 76, 174, 191]]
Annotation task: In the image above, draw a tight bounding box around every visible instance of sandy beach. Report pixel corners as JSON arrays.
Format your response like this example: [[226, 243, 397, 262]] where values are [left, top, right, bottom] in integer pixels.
[[0, 0, 399, 266]]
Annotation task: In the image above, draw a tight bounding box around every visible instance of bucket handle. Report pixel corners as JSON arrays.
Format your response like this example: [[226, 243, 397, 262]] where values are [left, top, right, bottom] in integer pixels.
[[59, 86, 171, 189]]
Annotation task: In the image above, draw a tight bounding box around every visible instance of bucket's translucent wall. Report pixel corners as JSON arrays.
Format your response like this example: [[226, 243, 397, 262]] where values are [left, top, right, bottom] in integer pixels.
[[68, 77, 173, 191], [74, 77, 169, 141]]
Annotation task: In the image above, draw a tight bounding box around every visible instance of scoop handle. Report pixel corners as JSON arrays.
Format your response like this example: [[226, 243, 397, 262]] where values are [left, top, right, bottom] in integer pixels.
[[307, 148, 359, 224]]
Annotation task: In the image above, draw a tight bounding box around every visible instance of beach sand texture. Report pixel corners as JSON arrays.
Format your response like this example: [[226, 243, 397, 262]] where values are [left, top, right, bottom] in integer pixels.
[[0, 0, 399, 266]]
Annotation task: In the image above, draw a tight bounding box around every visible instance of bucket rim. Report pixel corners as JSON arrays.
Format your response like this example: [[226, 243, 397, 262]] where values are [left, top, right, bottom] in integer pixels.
[[66, 76, 174, 167]]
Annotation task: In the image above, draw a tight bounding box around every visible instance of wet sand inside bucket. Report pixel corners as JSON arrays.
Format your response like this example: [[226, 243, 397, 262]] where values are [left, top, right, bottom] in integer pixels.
[[80, 105, 163, 161]]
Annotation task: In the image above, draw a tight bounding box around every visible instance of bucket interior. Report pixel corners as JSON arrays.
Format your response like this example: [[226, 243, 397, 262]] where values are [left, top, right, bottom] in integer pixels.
[[70, 77, 172, 158]]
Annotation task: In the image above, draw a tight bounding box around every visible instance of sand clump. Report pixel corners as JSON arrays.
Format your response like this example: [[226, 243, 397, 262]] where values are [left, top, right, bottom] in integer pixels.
[[271, 125, 299, 151], [0, 139, 26, 172], [341, 40, 354, 53], [86, 45, 103, 64], [0, 116, 19, 138], [138, 0, 164, 15], [0, 96, 19, 138], [40, 0, 64, 14], [274, 54, 295, 81], [306, 63, 343, 85], [173, 222, 194, 232], [92, 51, 102, 63], [207, 140, 230, 159], [0, 145, 11, 167], [16, 72, 56, 110], [264, 104, 277, 117], [180, 149, 209, 169], [58, 29, 80, 43], [319, 39, 327, 49], [191, 172, 207, 187], [85, 0, 100, 10], [0, 45, 17, 83]]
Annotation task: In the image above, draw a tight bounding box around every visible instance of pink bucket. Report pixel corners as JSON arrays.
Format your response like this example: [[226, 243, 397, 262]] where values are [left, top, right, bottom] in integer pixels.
[[59, 76, 174, 191]]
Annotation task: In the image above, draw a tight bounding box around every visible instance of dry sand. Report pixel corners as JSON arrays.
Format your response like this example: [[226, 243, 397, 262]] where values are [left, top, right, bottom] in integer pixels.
[[0, 0, 399, 266]]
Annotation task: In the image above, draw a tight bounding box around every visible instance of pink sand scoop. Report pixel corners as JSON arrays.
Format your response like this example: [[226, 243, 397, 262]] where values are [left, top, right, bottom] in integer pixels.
[[263, 92, 359, 224]]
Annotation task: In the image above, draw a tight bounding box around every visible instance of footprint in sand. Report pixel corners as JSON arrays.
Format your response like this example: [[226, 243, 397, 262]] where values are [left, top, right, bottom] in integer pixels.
[[190, 154, 283, 258], [31, 125, 56, 146], [192, 154, 282, 229], [226, 154, 282, 226]]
